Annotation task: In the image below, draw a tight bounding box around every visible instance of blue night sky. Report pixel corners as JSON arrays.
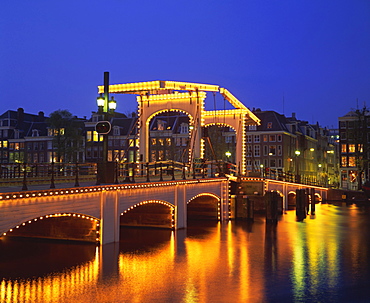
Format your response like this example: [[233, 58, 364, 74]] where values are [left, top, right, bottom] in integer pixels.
[[1, 0, 369, 128]]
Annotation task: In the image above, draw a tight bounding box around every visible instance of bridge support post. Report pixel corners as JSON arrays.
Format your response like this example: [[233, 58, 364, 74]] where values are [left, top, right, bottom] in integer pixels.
[[175, 184, 187, 229], [100, 191, 120, 244]]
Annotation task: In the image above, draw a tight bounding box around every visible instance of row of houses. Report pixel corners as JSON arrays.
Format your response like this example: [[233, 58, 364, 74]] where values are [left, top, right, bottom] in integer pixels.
[[0, 106, 351, 189]]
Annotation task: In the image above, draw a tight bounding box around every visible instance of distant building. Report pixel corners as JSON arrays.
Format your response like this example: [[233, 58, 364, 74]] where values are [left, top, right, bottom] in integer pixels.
[[0, 108, 48, 164], [248, 109, 338, 187], [339, 108, 370, 190]]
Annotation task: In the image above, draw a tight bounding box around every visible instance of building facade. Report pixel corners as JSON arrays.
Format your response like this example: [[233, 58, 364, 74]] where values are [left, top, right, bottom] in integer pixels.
[[339, 108, 370, 190]]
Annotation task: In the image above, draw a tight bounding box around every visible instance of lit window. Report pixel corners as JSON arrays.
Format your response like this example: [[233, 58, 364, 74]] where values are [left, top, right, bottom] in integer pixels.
[[269, 135, 276, 142], [341, 144, 347, 153], [151, 138, 157, 145], [348, 156, 356, 167], [87, 131, 92, 142], [348, 144, 355, 153], [263, 135, 268, 142], [166, 138, 172, 146], [267, 122, 272, 129]]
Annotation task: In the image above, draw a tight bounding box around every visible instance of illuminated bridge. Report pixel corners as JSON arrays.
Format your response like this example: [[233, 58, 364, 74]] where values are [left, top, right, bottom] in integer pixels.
[[0, 177, 229, 245]]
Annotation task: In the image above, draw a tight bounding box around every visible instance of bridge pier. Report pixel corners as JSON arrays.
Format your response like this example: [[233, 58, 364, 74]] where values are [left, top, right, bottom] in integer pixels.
[[175, 185, 187, 229], [100, 190, 120, 244]]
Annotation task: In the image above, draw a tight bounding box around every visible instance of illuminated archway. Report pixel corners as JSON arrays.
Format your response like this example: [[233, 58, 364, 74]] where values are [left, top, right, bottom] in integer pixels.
[[288, 191, 296, 210], [203, 123, 237, 164], [147, 109, 193, 163], [187, 193, 221, 220], [1, 213, 100, 243], [120, 200, 175, 229]]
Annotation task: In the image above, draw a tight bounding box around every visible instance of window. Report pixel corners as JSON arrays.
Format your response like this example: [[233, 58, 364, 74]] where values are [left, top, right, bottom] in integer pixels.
[[166, 138, 172, 146], [263, 135, 268, 142], [252, 160, 259, 169], [151, 138, 157, 145], [247, 135, 252, 143], [180, 123, 188, 134], [341, 156, 347, 167], [254, 145, 260, 157], [341, 144, 347, 153], [263, 145, 268, 156], [158, 138, 164, 146], [277, 134, 282, 142], [254, 135, 260, 143], [348, 156, 356, 167], [269, 145, 276, 156], [278, 159, 282, 167], [157, 120, 165, 131], [339, 121, 346, 129], [358, 144, 363, 153], [267, 122, 272, 129], [269, 135, 276, 142], [348, 144, 355, 153], [32, 129, 39, 137], [277, 145, 282, 156], [249, 125, 257, 131], [270, 159, 276, 167], [225, 136, 233, 143], [247, 145, 252, 157], [340, 132, 346, 140], [176, 138, 181, 146], [113, 126, 120, 136]]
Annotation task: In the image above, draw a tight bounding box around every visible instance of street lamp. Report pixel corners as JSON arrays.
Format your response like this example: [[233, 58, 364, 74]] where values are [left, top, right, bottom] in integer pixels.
[[295, 150, 300, 183], [96, 71, 116, 184]]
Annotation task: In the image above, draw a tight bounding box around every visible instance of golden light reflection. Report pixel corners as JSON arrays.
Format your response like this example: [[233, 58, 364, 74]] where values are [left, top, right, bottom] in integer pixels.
[[0, 250, 99, 302]]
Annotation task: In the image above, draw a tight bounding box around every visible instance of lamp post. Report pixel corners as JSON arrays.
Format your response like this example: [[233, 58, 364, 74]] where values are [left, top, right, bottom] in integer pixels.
[[295, 150, 301, 183], [96, 72, 116, 184]]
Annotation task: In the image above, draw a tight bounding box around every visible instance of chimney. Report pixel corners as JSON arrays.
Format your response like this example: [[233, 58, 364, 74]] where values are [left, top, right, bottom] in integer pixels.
[[38, 111, 45, 121], [17, 108, 24, 125], [292, 112, 296, 119]]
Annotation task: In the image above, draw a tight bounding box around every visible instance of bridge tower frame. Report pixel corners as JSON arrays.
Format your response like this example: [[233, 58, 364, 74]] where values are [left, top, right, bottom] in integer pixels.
[[98, 81, 260, 175]]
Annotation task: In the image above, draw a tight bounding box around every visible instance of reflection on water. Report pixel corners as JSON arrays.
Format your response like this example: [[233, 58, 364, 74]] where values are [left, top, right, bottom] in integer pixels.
[[1, 203, 370, 302]]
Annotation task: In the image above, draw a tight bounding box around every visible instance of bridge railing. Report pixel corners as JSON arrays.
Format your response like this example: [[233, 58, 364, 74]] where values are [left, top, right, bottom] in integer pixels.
[[0, 160, 232, 189], [262, 168, 328, 188]]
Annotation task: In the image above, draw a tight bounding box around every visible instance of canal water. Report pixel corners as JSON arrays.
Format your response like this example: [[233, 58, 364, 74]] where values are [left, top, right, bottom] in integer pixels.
[[1, 202, 370, 302]]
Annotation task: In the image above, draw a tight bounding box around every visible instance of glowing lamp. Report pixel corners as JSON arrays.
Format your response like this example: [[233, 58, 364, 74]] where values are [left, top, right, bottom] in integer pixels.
[[96, 94, 105, 107], [295, 150, 301, 156], [108, 96, 117, 111], [225, 151, 231, 158]]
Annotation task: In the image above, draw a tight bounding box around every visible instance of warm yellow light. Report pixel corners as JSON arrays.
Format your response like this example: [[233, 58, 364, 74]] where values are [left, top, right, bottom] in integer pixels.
[[108, 97, 117, 110], [310, 148, 315, 152], [96, 94, 104, 107], [225, 151, 231, 157], [295, 150, 301, 156]]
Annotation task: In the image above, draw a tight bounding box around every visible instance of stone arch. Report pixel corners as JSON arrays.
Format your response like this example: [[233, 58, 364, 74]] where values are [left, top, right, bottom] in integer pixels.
[[287, 191, 296, 210], [314, 193, 322, 203], [120, 200, 175, 229], [187, 193, 221, 220], [1, 212, 100, 243]]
